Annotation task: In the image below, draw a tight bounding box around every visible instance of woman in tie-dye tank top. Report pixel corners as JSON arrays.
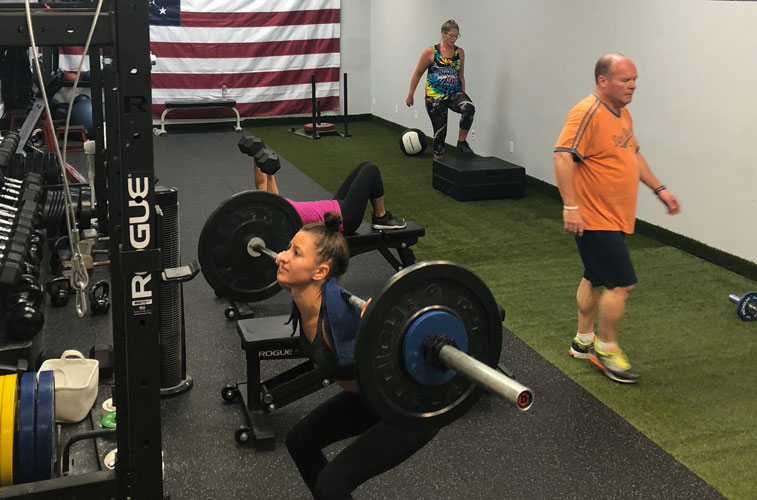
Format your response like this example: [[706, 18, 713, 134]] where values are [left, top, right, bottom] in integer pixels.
[[406, 19, 476, 159]]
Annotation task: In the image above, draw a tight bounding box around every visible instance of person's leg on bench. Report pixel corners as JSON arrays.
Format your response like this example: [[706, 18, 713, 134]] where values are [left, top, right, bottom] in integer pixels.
[[335, 162, 406, 233]]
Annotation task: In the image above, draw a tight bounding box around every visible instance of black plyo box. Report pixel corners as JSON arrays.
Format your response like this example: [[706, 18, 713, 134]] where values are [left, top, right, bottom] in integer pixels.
[[432, 156, 525, 201]]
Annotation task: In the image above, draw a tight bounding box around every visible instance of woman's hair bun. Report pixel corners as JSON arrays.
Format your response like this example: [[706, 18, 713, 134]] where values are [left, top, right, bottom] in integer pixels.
[[323, 211, 342, 233]]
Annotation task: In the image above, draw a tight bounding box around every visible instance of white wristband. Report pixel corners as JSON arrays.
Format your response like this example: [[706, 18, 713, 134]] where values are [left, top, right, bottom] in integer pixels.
[[563, 205, 579, 210]]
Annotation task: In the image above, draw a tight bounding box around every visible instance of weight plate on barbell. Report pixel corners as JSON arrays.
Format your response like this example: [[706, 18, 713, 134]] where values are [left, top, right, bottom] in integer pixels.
[[737, 292, 757, 321], [198, 190, 302, 302], [355, 260, 503, 431]]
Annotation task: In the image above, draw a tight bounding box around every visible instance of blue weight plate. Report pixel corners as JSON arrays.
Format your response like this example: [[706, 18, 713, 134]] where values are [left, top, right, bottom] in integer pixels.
[[35, 371, 55, 481], [402, 309, 468, 386], [16, 373, 36, 485], [737, 292, 757, 321]]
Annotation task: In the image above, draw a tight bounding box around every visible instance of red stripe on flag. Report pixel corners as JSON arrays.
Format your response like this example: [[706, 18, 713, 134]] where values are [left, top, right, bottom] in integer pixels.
[[151, 67, 340, 90], [180, 9, 340, 28], [152, 96, 340, 120], [150, 38, 339, 59]]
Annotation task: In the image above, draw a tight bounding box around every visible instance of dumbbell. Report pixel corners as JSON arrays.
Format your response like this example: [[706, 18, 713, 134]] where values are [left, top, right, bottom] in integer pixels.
[[4, 273, 45, 340], [237, 135, 265, 157], [728, 292, 757, 321], [0, 134, 20, 168], [237, 135, 281, 175], [253, 148, 281, 175]]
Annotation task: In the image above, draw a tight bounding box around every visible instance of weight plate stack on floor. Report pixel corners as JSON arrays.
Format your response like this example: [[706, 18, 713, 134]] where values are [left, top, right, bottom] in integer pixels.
[[35, 370, 56, 482], [0, 374, 17, 486], [15, 373, 36, 485]]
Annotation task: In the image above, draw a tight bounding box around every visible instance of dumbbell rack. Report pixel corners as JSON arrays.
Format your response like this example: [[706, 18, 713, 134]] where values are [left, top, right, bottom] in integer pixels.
[[0, 1, 164, 499]]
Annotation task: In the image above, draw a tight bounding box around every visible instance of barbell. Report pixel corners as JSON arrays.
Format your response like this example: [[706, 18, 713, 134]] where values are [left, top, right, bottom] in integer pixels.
[[199, 191, 533, 429], [728, 292, 757, 321], [247, 244, 533, 429]]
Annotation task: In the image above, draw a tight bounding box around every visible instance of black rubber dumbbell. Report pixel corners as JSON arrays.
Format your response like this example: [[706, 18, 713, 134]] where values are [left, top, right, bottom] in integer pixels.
[[237, 135, 266, 157], [4, 275, 45, 340], [253, 148, 281, 175]]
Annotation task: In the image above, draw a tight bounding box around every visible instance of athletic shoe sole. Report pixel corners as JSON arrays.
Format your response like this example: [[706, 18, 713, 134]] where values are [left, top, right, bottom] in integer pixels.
[[568, 347, 592, 359], [371, 223, 407, 230], [588, 354, 639, 384]]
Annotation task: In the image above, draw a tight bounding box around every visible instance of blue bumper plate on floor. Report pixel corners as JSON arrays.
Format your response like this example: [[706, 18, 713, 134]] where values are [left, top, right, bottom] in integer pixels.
[[35, 371, 55, 481], [16, 373, 36, 485]]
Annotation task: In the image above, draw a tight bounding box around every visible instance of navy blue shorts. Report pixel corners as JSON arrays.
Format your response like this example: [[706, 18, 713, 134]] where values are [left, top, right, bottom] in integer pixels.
[[575, 230, 637, 289]]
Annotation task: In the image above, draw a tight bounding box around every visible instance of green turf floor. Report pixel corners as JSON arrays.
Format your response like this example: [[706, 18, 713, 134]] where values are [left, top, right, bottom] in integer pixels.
[[250, 119, 757, 500]]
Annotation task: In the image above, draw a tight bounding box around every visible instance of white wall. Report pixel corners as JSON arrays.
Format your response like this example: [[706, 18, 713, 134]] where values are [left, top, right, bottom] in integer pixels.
[[339, 0, 372, 115], [365, 0, 757, 263]]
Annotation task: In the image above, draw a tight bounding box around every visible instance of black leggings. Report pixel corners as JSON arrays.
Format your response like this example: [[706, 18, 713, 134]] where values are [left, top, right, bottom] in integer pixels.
[[425, 91, 475, 156], [334, 161, 384, 234], [286, 391, 438, 500]]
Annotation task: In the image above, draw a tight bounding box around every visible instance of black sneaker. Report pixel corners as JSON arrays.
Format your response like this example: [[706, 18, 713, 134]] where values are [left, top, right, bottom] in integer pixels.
[[457, 140, 474, 154], [371, 211, 406, 230]]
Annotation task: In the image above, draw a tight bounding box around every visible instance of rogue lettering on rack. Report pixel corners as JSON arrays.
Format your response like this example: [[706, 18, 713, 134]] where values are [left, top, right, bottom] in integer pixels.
[[131, 272, 153, 310], [128, 175, 150, 249]]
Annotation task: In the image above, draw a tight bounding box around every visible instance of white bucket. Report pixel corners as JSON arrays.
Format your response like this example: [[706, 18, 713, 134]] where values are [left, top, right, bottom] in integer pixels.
[[39, 350, 99, 423]]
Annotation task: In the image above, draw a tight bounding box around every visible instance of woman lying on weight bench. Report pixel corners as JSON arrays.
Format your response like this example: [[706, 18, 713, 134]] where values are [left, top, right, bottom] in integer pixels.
[[276, 214, 437, 499], [254, 160, 407, 233]]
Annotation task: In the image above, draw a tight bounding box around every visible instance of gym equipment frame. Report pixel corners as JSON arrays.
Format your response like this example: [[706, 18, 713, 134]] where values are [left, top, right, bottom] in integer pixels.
[[0, 1, 164, 498]]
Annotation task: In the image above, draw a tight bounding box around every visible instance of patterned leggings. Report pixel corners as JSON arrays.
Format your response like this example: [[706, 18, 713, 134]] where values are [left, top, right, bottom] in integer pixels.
[[425, 91, 475, 155]]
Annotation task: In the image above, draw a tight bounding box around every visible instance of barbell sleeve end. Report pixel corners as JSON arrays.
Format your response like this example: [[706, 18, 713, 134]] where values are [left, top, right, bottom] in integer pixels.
[[437, 344, 533, 412], [341, 289, 366, 310], [728, 294, 740, 305]]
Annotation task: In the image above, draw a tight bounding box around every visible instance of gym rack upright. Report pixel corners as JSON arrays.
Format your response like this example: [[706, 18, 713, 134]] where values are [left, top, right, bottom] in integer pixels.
[[0, 1, 164, 498]]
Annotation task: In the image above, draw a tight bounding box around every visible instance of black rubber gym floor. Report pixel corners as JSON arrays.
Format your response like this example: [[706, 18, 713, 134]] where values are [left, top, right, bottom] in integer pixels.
[[46, 130, 725, 499]]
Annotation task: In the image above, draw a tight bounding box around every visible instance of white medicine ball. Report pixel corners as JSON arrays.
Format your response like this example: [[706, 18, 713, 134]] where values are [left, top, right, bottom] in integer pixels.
[[399, 128, 428, 155]]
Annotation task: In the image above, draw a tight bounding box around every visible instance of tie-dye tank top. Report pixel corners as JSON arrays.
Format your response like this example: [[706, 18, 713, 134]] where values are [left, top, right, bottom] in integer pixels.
[[425, 44, 461, 100]]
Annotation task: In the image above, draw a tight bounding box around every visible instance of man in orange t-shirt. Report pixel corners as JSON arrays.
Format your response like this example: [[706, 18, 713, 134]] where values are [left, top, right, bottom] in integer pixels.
[[554, 54, 680, 383]]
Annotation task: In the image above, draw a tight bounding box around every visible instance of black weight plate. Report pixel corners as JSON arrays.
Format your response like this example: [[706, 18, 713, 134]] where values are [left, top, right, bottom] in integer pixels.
[[355, 261, 503, 431], [198, 190, 302, 302], [78, 185, 92, 229]]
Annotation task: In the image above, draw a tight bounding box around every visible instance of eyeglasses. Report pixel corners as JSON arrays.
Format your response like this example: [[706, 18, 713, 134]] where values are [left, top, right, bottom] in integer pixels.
[[444, 32, 461, 39]]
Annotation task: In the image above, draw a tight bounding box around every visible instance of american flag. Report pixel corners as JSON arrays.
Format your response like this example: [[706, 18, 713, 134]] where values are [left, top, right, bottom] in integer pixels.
[[59, 0, 342, 121]]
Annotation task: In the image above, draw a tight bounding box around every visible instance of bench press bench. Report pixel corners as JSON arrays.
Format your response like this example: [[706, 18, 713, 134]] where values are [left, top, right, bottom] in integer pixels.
[[153, 99, 243, 136], [222, 315, 331, 451], [223, 304, 512, 451], [346, 221, 425, 271]]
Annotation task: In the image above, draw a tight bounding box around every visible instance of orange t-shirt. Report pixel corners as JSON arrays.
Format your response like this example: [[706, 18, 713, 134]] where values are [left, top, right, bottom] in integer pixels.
[[554, 94, 640, 233]]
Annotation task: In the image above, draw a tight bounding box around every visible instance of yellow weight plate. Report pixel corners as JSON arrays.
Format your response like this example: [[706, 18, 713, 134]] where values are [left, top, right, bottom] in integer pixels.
[[0, 374, 17, 486], [0, 376, 4, 484]]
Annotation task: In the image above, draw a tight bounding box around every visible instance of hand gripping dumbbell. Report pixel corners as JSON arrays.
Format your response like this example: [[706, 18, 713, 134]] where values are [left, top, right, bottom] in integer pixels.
[[728, 292, 757, 321], [253, 148, 281, 175], [237, 135, 281, 175]]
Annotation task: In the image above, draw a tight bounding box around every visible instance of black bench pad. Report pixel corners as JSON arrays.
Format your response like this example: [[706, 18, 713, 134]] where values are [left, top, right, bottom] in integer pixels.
[[345, 221, 425, 257]]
